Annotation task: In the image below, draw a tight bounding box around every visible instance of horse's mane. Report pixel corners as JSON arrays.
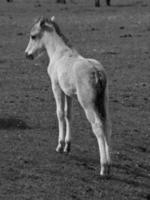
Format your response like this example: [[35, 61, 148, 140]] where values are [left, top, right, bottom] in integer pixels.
[[41, 17, 72, 48]]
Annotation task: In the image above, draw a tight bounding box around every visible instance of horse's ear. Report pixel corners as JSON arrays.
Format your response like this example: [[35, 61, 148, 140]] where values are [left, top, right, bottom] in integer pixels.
[[39, 16, 53, 31], [51, 16, 55, 22]]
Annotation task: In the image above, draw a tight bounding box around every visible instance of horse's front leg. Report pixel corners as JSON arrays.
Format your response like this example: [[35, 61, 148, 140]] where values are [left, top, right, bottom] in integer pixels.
[[52, 85, 65, 153], [64, 96, 72, 153]]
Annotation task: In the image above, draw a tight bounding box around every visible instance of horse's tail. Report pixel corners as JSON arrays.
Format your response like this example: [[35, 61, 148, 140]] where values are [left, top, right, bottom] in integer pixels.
[[96, 71, 112, 143], [95, 70, 107, 121]]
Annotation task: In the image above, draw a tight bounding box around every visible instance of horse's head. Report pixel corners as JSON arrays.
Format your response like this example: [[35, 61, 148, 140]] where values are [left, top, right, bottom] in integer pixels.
[[25, 16, 55, 60]]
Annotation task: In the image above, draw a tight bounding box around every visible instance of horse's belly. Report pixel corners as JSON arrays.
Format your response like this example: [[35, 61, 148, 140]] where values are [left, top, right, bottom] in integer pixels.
[[59, 74, 76, 96], [62, 86, 76, 96]]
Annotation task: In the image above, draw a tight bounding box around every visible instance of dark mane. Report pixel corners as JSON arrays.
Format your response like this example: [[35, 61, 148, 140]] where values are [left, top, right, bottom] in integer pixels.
[[44, 18, 72, 48]]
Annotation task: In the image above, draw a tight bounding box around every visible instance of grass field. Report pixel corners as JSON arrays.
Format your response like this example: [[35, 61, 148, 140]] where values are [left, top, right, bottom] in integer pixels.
[[0, 0, 150, 199]]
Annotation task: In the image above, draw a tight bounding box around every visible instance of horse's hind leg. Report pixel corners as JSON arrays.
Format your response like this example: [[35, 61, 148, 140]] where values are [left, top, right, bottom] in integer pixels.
[[103, 90, 112, 174], [78, 95, 108, 175], [64, 96, 72, 153], [106, 0, 111, 6], [78, 90, 111, 176], [102, 119, 111, 176], [85, 108, 109, 176]]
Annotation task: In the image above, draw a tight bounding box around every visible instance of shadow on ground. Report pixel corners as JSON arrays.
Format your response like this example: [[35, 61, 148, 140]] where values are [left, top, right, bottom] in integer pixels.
[[0, 117, 31, 130]]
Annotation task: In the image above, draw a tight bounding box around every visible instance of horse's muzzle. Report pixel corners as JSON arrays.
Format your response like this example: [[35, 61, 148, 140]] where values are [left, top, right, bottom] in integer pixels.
[[25, 53, 34, 60]]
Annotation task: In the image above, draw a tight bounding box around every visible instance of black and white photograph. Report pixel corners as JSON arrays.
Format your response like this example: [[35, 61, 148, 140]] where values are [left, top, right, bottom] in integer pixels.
[[0, 0, 149, 199]]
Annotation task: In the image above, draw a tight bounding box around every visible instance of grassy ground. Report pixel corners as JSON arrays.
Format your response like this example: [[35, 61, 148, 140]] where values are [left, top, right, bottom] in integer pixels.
[[0, 0, 150, 199]]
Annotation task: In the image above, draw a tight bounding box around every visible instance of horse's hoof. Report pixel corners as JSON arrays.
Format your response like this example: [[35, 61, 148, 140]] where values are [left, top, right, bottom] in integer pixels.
[[64, 141, 71, 153], [100, 164, 111, 179], [99, 174, 111, 180], [56, 146, 63, 153], [56, 141, 65, 153]]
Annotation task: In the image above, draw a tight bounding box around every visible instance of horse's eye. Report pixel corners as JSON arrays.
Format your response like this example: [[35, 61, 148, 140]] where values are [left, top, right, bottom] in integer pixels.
[[31, 35, 37, 40]]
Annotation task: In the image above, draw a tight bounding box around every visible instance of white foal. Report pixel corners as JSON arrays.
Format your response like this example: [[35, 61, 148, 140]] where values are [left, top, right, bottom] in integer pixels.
[[25, 16, 112, 177]]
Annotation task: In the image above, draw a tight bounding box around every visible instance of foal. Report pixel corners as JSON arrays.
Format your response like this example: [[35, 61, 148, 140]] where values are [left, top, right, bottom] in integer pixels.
[[25, 16, 111, 177]]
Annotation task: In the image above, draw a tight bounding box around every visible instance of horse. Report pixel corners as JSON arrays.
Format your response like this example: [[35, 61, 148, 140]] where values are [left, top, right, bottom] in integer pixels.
[[25, 16, 112, 177], [95, 0, 111, 7]]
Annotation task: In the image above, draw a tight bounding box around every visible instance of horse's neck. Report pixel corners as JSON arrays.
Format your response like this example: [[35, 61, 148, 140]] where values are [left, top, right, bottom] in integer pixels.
[[44, 32, 70, 61]]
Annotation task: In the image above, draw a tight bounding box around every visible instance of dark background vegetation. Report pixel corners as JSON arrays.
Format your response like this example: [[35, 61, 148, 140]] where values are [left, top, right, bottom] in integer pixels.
[[0, 0, 150, 199]]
